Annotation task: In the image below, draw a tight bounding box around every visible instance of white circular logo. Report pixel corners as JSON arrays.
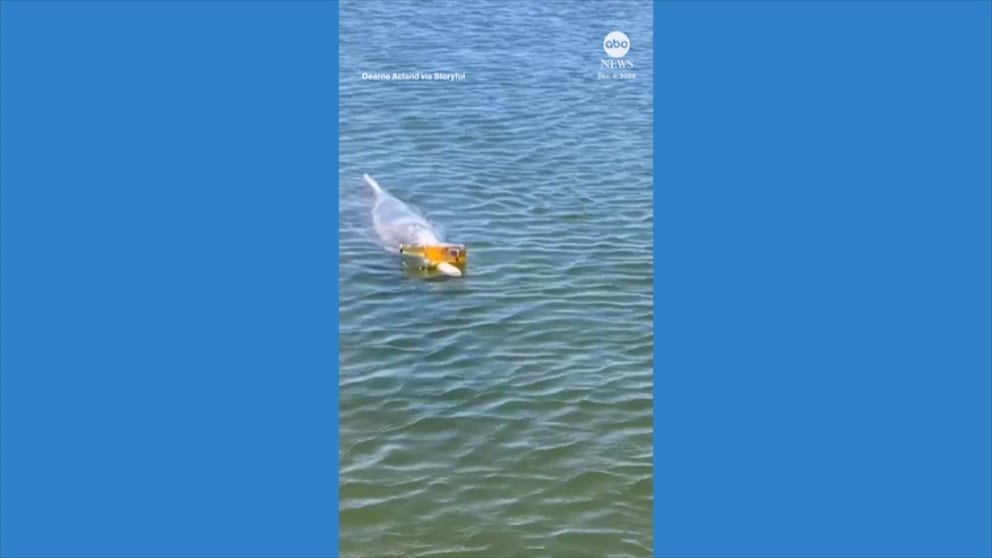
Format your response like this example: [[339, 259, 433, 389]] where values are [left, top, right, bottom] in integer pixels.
[[603, 31, 630, 58]]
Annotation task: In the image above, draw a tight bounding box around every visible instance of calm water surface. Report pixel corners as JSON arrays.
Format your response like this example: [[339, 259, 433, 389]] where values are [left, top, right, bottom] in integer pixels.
[[339, 2, 653, 556]]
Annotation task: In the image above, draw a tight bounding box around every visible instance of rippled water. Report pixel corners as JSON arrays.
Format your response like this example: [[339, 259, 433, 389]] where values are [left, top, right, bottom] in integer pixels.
[[339, 1, 653, 556]]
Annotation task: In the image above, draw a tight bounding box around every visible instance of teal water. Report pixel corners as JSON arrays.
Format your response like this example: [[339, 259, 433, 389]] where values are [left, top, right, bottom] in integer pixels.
[[339, 1, 653, 556]]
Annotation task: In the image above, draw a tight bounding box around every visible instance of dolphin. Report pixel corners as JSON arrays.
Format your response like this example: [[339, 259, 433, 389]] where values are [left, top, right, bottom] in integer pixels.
[[363, 174, 463, 277]]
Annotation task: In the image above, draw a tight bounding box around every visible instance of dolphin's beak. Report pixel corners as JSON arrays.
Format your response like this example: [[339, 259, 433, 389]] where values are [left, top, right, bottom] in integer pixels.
[[436, 261, 462, 277]]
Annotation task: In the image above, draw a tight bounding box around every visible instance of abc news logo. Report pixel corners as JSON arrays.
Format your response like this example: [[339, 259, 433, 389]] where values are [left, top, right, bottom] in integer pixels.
[[602, 31, 633, 69]]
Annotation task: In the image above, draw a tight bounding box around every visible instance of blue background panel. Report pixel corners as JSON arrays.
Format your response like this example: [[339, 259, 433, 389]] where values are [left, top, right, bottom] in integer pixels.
[[655, 1, 991, 557], [0, 2, 338, 557]]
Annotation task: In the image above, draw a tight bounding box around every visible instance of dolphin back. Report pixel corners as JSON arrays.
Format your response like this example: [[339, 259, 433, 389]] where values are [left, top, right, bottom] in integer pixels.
[[364, 174, 440, 249]]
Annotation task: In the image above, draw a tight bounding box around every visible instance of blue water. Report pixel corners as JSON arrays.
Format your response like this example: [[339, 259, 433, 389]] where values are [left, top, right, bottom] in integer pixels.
[[339, 1, 653, 556]]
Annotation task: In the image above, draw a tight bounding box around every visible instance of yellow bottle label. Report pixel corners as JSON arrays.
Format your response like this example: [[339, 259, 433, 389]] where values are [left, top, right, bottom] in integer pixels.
[[400, 243, 467, 271]]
